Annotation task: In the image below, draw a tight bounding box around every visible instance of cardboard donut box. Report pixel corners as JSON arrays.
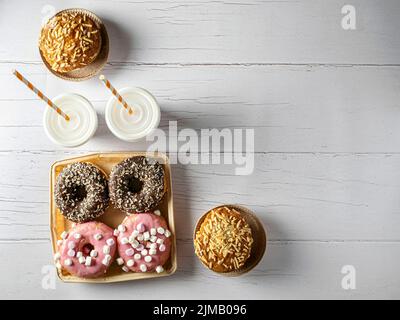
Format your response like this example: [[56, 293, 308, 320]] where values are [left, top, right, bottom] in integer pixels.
[[50, 152, 177, 283]]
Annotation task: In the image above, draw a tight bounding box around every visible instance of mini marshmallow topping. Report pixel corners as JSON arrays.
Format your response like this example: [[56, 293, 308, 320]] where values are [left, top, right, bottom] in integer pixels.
[[113, 229, 119, 236], [57, 221, 116, 277], [116, 213, 171, 273], [122, 266, 129, 272], [102, 254, 111, 266], [131, 230, 139, 238], [156, 265, 164, 273], [90, 250, 98, 258], [57, 240, 63, 246], [54, 252, 61, 261], [131, 240, 139, 248], [165, 230, 172, 238], [118, 224, 126, 233], [67, 249, 76, 257], [103, 245, 110, 254], [125, 248, 134, 256], [159, 244, 166, 252], [140, 264, 147, 272], [67, 241, 75, 249], [74, 233, 82, 239], [116, 257, 124, 265], [127, 259, 134, 267], [94, 233, 103, 241], [154, 210, 161, 216], [61, 231, 68, 239], [64, 258, 73, 266], [85, 256, 92, 266], [106, 238, 115, 246], [136, 223, 146, 233]]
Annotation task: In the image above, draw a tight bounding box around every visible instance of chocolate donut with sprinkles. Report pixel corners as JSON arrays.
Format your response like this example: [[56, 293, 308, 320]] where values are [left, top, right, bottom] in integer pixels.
[[55, 162, 109, 223], [109, 156, 165, 213]]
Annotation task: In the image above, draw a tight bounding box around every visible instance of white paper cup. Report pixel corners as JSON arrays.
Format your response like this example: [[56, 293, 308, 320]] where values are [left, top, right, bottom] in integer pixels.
[[43, 93, 98, 147], [105, 87, 161, 142]]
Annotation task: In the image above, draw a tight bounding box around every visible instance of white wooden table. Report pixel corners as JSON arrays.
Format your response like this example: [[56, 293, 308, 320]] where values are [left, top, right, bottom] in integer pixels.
[[1, 0, 400, 299]]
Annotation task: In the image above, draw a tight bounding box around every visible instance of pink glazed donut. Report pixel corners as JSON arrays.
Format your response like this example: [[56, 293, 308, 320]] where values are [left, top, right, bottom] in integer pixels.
[[55, 222, 117, 278], [116, 213, 172, 273]]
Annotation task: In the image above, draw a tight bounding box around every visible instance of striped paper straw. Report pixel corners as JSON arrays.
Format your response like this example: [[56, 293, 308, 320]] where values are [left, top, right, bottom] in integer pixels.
[[99, 75, 133, 115], [12, 69, 70, 121]]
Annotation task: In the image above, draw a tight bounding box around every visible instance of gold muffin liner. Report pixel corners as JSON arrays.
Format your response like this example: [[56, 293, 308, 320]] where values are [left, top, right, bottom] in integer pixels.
[[39, 8, 109, 81], [194, 204, 267, 276], [50, 152, 177, 283]]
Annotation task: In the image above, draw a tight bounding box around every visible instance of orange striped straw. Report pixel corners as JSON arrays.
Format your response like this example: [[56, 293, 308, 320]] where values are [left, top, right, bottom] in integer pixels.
[[12, 69, 70, 121], [99, 75, 133, 115]]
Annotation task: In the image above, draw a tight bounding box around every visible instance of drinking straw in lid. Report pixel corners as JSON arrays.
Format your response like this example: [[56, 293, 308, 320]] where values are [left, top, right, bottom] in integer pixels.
[[99, 75, 133, 115], [12, 69, 70, 121]]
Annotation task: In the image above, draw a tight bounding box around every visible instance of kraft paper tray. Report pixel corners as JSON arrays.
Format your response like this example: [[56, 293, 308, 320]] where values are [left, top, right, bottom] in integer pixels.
[[49, 152, 177, 283]]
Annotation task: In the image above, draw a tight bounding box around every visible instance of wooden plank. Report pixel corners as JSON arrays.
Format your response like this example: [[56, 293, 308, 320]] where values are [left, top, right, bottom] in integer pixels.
[[0, 240, 398, 299], [1, 152, 400, 241], [0, 0, 399, 64], [2, 63, 400, 152]]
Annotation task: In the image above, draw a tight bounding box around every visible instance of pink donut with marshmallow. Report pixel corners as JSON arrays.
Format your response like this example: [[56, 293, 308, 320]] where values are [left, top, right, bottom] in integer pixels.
[[116, 213, 172, 273], [56, 222, 117, 278]]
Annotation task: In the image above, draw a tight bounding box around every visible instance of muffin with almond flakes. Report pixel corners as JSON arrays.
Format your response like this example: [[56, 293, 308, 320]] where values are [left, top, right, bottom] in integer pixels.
[[194, 206, 254, 273], [39, 11, 102, 73]]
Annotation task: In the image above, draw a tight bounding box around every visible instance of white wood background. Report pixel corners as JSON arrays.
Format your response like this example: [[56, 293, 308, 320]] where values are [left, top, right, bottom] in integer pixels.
[[0, 0, 399, 299]]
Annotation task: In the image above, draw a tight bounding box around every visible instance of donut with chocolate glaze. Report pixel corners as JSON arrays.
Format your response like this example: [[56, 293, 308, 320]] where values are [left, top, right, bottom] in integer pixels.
[[109, 156, 165, 213], [55, 162, 109, 223]]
